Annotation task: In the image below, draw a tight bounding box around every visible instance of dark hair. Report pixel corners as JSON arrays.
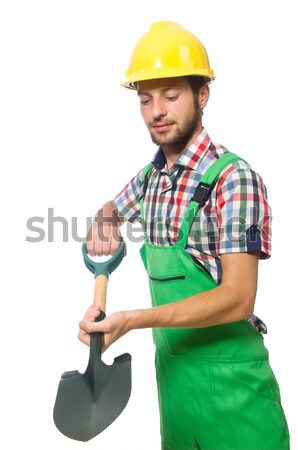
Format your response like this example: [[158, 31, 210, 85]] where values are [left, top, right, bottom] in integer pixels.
[[185, 76, 208, 95]]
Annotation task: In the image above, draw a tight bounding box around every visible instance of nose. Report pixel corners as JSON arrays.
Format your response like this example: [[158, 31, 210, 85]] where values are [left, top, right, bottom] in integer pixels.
[[151, 97, 167, 120]]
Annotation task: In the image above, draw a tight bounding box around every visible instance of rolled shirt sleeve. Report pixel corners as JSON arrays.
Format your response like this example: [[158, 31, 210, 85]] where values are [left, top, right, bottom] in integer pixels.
[[216, 164, 272, 259]]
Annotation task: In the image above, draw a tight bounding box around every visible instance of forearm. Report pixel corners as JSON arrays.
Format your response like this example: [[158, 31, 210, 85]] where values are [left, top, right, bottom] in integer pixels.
[[125, 284, 254, 331]]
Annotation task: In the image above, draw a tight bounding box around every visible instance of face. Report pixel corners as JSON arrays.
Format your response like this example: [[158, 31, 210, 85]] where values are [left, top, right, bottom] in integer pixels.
[[137, 77, 209, 151]]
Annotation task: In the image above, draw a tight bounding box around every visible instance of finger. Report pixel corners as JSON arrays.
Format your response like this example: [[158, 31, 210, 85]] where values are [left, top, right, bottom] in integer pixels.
[[101, 227, 111, 256], [77, 329, 90, 346], [82, 305, 101, 322], [110, 238, 120, 255], [87, 221, 104, 256], [94, 236, 105, 256], [86, 236, 96, 257], [110, 233, 125, 255], [79, 319, 108, 334]]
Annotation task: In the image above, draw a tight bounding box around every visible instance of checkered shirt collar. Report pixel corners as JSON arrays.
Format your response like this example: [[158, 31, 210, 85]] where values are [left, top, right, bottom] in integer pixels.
[[151, 128, 212, 172]]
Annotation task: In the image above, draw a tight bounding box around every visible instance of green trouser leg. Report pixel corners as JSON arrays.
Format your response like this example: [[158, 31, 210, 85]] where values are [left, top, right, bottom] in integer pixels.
[[140, 244, 290, 450]]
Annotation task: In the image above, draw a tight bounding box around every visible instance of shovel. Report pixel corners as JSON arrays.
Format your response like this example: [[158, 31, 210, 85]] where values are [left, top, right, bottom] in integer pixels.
[[53, 241, 132, 442]]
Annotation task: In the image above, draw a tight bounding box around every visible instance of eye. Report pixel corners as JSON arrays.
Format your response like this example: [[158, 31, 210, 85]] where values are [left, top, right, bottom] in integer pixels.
[[165, 95, 179, 102], [140, 97, 151, 106]]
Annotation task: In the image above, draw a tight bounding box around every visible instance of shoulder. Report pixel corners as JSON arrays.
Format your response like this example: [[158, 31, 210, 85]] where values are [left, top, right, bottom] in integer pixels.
[[139, 162, 154, 183], [200, 140, 269, 203], [217, 157, 267, 195], [207, 142, 267, 191]]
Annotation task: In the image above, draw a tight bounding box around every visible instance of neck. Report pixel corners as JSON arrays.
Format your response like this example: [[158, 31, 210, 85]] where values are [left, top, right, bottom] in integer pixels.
[[162, 124, 203, 170]]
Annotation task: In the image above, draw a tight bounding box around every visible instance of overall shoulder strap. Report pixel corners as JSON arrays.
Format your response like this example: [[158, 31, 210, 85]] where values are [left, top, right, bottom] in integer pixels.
[[177, 152, 246, 249], [139, 162, 153, 242], [140, 162, 153, 183]]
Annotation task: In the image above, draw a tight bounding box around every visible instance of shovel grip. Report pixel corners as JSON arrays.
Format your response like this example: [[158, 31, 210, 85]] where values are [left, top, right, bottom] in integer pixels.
[[93, 275, 108, 312]]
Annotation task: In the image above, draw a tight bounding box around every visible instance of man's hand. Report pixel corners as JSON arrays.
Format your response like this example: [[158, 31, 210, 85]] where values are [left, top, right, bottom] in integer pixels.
[[86, 200, 125, 256], [78, 305, 131, 352]]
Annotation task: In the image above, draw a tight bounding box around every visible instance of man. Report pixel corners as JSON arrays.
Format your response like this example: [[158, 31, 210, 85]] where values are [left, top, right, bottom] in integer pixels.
[[79, 22, 290, 450]]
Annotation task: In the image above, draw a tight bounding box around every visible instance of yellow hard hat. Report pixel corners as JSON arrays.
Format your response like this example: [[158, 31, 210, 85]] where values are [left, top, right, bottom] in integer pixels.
[[122, 21, 215, 90]]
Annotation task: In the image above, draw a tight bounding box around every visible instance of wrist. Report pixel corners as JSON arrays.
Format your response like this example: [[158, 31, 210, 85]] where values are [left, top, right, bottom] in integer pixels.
[[124, 309, 144, 332]]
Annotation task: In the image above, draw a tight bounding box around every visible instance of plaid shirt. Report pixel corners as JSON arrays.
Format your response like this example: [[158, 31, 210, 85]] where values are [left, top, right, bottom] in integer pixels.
[[114, 129, 272, 333]]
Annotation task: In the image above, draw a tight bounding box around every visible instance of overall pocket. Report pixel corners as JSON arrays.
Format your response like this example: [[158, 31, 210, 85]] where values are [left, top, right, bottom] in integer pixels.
[[149, 274, 185, 282], [211, 360, 290, 449], [230, 359, 281, 402]]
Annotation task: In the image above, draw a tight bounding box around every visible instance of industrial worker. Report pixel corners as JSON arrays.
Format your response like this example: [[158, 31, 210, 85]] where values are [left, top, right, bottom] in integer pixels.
[[79, 22, 290, 450]]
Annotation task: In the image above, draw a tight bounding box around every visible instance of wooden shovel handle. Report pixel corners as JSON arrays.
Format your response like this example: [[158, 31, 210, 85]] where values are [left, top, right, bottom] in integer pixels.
[[93, 275, 108, 312]]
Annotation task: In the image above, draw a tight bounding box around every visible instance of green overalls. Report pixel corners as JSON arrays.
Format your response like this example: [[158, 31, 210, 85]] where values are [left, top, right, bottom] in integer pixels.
[[139, 153, 290, 450]]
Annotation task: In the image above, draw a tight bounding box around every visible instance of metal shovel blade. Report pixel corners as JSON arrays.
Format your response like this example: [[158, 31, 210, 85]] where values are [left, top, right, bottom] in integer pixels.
[[53, 314, 132, 442]]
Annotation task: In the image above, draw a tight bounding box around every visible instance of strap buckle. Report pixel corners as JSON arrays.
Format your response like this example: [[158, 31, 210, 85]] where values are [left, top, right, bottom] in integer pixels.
[[191, 181, 214, 206]]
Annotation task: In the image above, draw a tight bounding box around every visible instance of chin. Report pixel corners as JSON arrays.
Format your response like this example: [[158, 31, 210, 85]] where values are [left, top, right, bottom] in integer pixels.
[[151, 132, 175, 146]]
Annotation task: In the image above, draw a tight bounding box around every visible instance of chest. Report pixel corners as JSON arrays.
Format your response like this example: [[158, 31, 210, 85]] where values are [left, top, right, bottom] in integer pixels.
[[141, 168, 218, 245]]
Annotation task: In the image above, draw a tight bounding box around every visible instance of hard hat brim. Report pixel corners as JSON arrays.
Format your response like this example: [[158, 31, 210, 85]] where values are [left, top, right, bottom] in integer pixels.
[[121, 69, 215, 90]]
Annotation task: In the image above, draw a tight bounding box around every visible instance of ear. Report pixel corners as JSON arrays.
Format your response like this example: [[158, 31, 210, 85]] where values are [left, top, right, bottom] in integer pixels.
[[198, 84, 210, 110]]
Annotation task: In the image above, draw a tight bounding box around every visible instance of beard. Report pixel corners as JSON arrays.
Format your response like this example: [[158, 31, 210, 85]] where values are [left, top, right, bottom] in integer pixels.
[[149, 99, 201, 150]]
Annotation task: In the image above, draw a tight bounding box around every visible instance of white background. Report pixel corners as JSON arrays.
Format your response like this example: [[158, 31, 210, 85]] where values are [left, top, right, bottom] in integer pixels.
[[1, 0, 297, 448]]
